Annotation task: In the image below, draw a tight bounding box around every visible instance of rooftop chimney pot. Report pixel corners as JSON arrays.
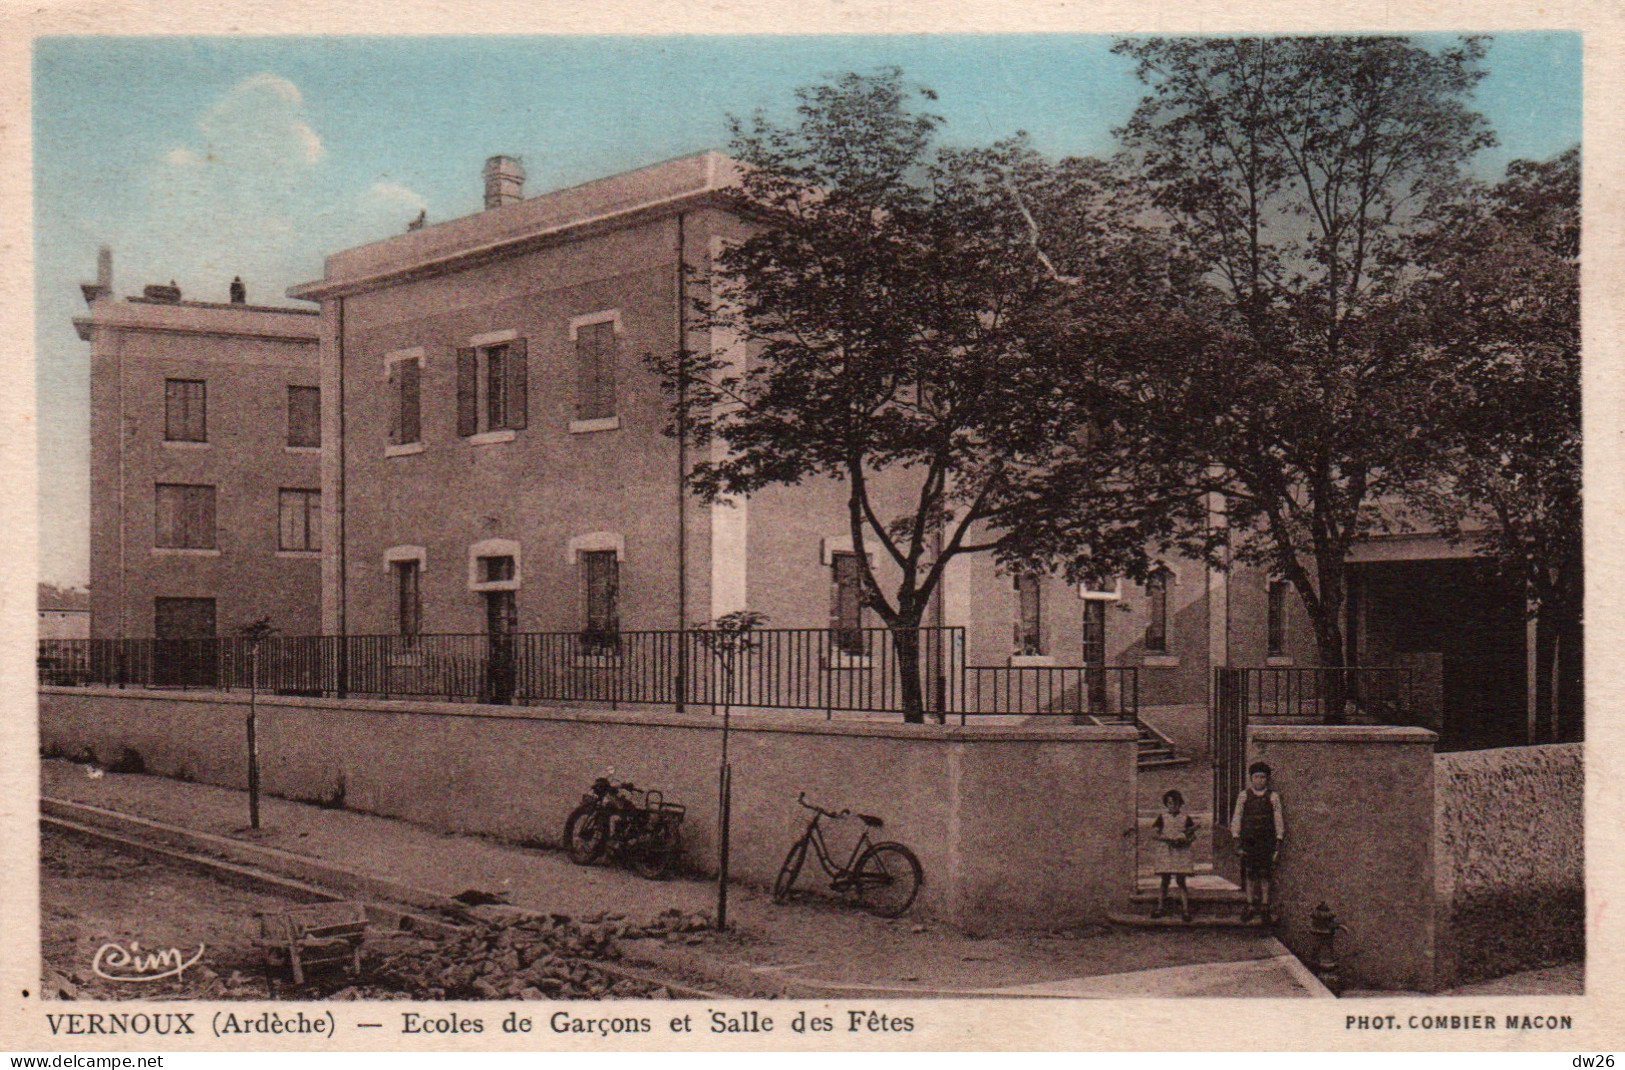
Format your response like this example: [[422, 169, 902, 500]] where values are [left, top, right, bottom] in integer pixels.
[[143, 281, 181, 303], [483, 155, 525, 209], [80, 246, 114, 306], [230, 276, 246, 304]]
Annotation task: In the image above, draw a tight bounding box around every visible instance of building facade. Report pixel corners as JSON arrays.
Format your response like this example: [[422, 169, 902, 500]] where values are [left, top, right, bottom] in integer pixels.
[[78, 251, 323, 641], [288, 153, 1306, 718]]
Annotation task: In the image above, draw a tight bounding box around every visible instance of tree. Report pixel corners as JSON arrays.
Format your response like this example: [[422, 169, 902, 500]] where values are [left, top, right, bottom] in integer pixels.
[[1101, 36, 1496, 718], [1406, 147, 1581, 740], [656, 70, 1173, 722]]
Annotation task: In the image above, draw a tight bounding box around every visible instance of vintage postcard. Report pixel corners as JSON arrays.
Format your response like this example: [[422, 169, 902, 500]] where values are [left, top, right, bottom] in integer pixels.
[[2, 0, 1620, 1054]]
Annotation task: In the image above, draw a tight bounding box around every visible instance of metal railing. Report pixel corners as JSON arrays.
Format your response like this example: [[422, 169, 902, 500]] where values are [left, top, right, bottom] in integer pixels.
[[38, 629, 966, 717], [959, 665, 1140, 725], [1229, 665, 1416, 723]]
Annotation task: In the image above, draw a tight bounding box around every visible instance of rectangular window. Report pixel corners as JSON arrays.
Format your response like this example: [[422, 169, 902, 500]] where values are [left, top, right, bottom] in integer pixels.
[[154, 484, 216, 549], [574, 320, 617, 421], [287, 385, 321, 447], [457, 339, 528, 436], [164, 379, 206, 442], [582, 550, 619, 652], [387, 356, 422, 446], [395, 560, 421, 640], [1144, 569, 1170, 653], [831, 551, 866, 656], [278, 489, 321, 551], [1267, 579, 1289, 656], [1014, 573, 1044, 656]]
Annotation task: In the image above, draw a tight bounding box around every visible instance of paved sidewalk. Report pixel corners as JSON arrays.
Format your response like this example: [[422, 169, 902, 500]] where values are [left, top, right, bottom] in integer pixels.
[[41, 759, 1326, 998]]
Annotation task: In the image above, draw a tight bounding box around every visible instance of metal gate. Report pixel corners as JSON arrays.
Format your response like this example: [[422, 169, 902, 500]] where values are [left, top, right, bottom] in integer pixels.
[[1210, 668, 1249, 832]]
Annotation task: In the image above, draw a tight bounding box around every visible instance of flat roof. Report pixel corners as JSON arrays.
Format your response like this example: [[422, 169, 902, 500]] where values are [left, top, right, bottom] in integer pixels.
[[74, 295, 322, 344], [290, 150, 739, 301]]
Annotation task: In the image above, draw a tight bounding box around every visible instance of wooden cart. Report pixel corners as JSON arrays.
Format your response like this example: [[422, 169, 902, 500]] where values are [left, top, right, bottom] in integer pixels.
[[257, 901, 368, 984]]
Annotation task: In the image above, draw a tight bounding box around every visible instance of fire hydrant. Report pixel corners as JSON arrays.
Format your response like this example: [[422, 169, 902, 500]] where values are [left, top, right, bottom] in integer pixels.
[[1309, 902, 1346, 995]]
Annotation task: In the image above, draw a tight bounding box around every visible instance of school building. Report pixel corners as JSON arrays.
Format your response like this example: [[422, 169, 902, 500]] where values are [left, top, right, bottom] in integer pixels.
[[77, 248, 323, 642]]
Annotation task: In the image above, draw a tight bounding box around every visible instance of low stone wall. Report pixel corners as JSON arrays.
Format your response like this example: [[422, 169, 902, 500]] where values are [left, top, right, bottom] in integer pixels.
[[1248, 725, 1439, 992], [1434, 743, 1584, 987], [39, 688, 1137, 932]]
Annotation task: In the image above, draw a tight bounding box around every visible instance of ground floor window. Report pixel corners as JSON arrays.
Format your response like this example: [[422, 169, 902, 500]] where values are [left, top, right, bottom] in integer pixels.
[[581, 550, 619, 653], [1014, 573, 1044, 655], [831, 551, 866, 656], [394, 560, 421, 641], [1267, 579, 1290, 656], [1145, 568, 1171, 653]]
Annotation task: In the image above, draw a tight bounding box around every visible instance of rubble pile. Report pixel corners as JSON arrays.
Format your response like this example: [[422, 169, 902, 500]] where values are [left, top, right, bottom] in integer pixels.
[[343, 908, 717, 1001]]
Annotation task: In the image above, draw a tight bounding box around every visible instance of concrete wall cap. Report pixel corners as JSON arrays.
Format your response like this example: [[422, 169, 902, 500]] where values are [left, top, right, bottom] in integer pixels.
[[1252, 724, 1439, 744], [42, 687, 1139, 744]]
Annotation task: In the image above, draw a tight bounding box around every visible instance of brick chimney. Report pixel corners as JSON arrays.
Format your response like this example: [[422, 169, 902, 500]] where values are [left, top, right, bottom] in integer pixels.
[[143, 281, 181, 303], [230, 276, 246, 304], [483, 155, 525, 209]]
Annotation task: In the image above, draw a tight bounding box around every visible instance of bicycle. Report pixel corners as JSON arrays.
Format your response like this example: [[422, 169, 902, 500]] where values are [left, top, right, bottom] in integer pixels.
[[563, 776, 685, 881], [771, 792, 923, 918]]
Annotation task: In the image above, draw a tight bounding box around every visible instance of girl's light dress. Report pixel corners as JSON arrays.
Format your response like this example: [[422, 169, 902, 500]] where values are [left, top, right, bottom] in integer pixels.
[[1150, 812, 1199, 875]]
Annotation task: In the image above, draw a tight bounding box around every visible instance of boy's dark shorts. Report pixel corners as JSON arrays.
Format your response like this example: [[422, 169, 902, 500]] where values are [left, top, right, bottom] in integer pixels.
[[1239, 846, 1276, 880]]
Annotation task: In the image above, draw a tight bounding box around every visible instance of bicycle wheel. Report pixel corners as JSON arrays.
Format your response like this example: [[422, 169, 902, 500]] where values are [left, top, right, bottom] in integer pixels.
[[564, 803, 609, 865], [772, 837, 810, 904], [853, 842, 922, 918], [631, 821, 682, 881]]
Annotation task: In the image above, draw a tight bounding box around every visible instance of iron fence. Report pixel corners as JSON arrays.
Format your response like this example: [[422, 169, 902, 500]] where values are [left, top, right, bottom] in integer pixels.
[[959, 665, 1140, 726], [38, 628, 967, 716], [1229, 665, 1416, 722]]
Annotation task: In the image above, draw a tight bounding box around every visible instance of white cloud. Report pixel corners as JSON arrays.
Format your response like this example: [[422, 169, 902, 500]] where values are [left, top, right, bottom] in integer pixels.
[[364, 181, 427, 213], [128, 72, 333, 302]]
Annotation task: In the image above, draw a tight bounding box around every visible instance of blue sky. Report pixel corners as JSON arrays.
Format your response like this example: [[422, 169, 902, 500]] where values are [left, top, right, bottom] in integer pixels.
[[32, 33, 1582, 587]]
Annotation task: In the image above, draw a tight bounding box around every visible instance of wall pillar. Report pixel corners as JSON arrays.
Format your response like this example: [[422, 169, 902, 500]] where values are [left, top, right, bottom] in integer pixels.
[[1249, 724, 1439, 991]]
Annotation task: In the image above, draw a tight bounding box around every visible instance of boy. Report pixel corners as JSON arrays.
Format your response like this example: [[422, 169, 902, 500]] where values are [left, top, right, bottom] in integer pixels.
[[1229, 761, 1285, 923]]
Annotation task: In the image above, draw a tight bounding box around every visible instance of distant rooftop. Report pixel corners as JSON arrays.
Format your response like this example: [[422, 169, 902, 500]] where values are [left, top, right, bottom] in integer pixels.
[[290, 150, 740, 301]]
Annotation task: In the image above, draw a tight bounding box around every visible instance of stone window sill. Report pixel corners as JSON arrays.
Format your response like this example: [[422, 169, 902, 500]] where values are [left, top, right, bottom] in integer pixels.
[[153, 547, 220, 557], [569, 416, 620, 434], [1266, 655, 1295, 667], [386, 442, 426, 457], [1141, 654, 1180, 668], [162, 440, 211, 450], [468, 429, 517, 447], [1008, 654, 1055, 667], [276, 550, 322, 559], [285, 445, 321, 455]]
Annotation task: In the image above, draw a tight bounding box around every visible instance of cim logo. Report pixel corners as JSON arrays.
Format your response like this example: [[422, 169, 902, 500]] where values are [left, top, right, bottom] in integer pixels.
[[91, 940, 206, 983]]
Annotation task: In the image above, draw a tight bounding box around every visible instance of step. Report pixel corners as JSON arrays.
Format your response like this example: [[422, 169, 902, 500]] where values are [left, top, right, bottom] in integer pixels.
[[1137, 755, 1192, 769], [1108, 912, 1276, 930]]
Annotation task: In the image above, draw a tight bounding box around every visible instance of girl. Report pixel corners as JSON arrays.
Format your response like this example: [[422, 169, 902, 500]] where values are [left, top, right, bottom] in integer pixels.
[[1150, 789, 1198, 923]]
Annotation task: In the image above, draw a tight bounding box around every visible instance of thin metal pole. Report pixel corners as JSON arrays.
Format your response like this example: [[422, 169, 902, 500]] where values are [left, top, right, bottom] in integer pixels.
[[675, 212, 689, 713], [247, 645, 262, 829]]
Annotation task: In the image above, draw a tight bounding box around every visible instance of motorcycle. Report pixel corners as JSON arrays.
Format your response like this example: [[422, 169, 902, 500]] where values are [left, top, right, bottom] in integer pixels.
[[563, 775, 685, 881]]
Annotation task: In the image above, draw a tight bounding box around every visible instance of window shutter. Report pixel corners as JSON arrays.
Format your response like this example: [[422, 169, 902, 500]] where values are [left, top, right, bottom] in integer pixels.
[[596, 328, 616, 419], [456, 347, 477, 437], [196, 485, 216, 549], [575, 329, 597, 419], [401, 359, 421, 444], [506, 338, 528, 430], [387, 364, 401, 444]]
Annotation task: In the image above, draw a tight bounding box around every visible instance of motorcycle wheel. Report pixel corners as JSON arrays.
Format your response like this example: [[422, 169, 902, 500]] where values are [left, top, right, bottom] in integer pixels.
[[564, 803, 609, 865], [631, 822, 682, 881]]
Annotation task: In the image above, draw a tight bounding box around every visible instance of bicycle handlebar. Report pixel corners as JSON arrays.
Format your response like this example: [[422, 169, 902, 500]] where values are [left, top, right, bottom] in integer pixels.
[[796, 791, 849, 820]]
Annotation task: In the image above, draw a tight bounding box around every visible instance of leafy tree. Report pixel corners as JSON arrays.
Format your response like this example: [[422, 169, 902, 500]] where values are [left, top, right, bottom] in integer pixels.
[[1101, 36, 1496, 718], [655, 70, 1174, 722], [1406, 147, 1580, 740]]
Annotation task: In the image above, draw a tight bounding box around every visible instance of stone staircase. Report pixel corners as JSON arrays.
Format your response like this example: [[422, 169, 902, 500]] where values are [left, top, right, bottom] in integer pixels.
[[1088, 712, 1188, 769], [1109, 811, 1274, 929]]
